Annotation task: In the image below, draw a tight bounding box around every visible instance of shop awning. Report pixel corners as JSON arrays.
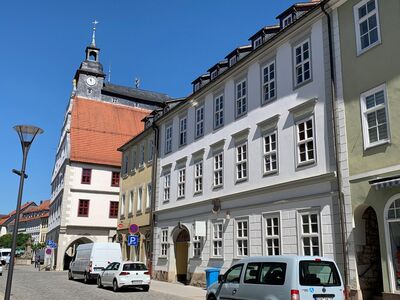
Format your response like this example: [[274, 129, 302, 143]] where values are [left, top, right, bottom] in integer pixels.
[[369, 175, 400, 190]]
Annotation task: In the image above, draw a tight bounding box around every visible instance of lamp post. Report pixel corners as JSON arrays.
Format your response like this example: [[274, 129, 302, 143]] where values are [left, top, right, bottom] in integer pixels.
[[4, 125, 43, 300]]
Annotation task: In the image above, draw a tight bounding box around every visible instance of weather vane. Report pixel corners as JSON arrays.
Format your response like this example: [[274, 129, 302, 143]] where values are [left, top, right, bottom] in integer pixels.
[[135, 78, 141, 89], [91, 20, 99, 46]]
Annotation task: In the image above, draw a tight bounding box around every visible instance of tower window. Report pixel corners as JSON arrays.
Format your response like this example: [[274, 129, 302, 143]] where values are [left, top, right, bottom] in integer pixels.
[[88, 51, 97, 61]]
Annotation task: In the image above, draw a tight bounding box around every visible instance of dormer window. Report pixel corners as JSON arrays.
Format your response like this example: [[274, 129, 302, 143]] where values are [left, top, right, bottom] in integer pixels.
[[282, 14, 294, 28], [194, 82, 200, 92], [254, 37, 263, 49], [229, 56, 237, 67], [211, 70, 218, 80]]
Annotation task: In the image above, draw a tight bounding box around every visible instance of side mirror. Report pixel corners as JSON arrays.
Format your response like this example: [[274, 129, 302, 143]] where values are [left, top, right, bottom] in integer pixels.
[[218, 274, 225, 283]]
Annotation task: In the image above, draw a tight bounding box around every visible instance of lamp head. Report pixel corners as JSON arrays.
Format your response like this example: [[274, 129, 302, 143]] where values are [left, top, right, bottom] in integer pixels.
[[13, 125, 44, 148]]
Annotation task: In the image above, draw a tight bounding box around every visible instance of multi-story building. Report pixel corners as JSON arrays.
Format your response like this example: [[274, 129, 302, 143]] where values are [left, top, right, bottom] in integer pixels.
[[334, 0, 400, 299], [47, 33, 170, 270], [152, 0, 347, 286], [1, 202, 37, 236]]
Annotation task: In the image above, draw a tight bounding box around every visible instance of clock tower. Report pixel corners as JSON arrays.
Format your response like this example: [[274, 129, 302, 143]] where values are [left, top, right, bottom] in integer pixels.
[[74, 21, 105, 100]]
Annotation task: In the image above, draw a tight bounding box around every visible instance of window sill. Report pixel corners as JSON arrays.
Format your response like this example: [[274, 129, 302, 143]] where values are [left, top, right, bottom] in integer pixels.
[[364, 139, 390, 151], [213, 185, 223, 190], [162, 200, 170, 205], [129, 170, 136, 176], [193, 191, 203, 196], [294, 78, 312, 90], [235, 112, 248, 120], [138, 165, 145, 172], [147, 160, 153, 166], [263, 170, 278, 177], [297, 160, 316, 169], [194, 134, 204, 141], [261, 97, 277, 107], [357, 40, 381, 57], [145, 207, 150, 213], [120, 216, 125, 220], [209, 256, 224, 260], [127, 213, 133, 218], [136, 211, 142, 216], [235, 177, 248, 184], [177, 196, 185, 200]]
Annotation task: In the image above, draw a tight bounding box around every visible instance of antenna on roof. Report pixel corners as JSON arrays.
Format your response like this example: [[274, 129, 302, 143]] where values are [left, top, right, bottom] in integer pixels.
[[135, 78, 141, 89], [108, 64, 111, 83]]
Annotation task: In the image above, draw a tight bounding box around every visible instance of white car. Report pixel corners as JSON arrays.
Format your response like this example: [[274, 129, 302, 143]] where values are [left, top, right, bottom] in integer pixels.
[[97, 261, 150, 292], [207, 256, 344, 300], [0, 264, 3, 276]]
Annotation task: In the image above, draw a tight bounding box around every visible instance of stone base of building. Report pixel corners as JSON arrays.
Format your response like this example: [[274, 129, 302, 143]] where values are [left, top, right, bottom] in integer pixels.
[[15, 259, 32, 265], [383, 293, 400, 300], [153, 270, 173, 282], [188, 272, 206, 288]]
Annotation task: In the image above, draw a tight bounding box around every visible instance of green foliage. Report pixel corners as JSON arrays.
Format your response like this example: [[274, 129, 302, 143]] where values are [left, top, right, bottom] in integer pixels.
[[31, 242, 46, 251], [0, 234, 12, 248], [0, 233, 31, 248]]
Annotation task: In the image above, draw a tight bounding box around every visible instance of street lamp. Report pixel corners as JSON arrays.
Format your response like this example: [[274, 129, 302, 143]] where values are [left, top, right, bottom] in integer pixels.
[[4, 125, 43, 300]]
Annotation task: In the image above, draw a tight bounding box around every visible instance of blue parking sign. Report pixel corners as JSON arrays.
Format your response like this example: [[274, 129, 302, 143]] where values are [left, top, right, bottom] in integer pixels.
[[127, 235, 138, 246]]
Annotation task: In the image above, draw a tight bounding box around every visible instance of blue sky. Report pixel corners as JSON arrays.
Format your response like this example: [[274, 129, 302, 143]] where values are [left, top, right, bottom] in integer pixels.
[[0, 0, 298, 214]]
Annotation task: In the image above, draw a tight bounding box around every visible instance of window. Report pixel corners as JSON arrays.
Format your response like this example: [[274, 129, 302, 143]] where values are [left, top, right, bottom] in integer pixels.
[[265, 215, 280, 255], [294, 39, 311, 86], [109, 201, 119, 218], [120, 194, 125, 217], [146, 183, 152, 209], [361, 85, 389, 148], [282, 14, 293, 28], [165, 125, 172, 154], [262, 61, 276, 103], [111, 171, 120, 187], [224, 264, 243, 283], [299, 260, 341, 286], [214, 94, 224, 128], [194, 161, 203, 193], [139, 144, 145, 167], [236, 220, 249, 256], [81, 168, 91, 184], [193, 235, 201, 257], [300, 212, 320, 256], [178, 168, 186, 198], [244, 263, 261, 284], [123, 154, 129, 174], [387, 198, 400, 290], [296, 117, 315, 165], [213, 153, 223, 187], [229, 56, 237, 67], [163, 173, 170, 202], [254, 36, 262, 49], [236, 143, 248, 181], [161, 229, 168, 256], [354, 0, 380, 54], [128, 191, 133, 214], [260, 262, 286, 285], [136, 187, 142, 213], [236, 79, 247, 117], [130, 148, 136, 171], [212, 222, 223, 257], [148, 139, 154, 162], [194, 82, 200, 92], [264, 132, 278, 174], [179, 117, 187, 146], [211, 70, 218, 80], [78, 199, 89, 217], [195, 106, 204, 138]]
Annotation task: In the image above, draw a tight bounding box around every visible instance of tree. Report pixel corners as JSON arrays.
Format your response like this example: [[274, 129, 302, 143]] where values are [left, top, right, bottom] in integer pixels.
[[0, 233, 31, 248], [0, 234, 12, 248]]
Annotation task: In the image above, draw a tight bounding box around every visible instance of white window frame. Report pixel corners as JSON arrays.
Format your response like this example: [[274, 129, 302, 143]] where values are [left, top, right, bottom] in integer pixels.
[[194, 82, 200, 92], [194, 161, 203, 194], [213, 152, 223, 188], [353, 0, 381, 55], [120, 194, 125, 217], [235, 79, 247, 118], [360, 84, 390, 149], [212, 221, 223, 257], [236, 219, 249, 257], [296, 116, 316, 166], [299, 211, 321, 256], [262, 60, 276, 103], [179, 116, 187, 146], [282, 14, 293, 28], [177, 168, 186, 198], [264, 213, 280, 256], [211, 70, 218, 80], [128, 190, 134, 214], [148, 139, 154, 162], [254, 36, 262, 49], [229, 56, 237, 66], [214, 94, 224, 129], [136, 187, 143, 213], [293, 38, 312, 87], [263, 131, 278, 175], [139, 143, 145, 167], [193, 235, 202, 258], [195, 106, 204, 138], [161, 228, 168, 257], [163, 173, 170, 202], [146, 183, 151, 209], [236, 142, 248, 182], [165, 125, 172, 154]]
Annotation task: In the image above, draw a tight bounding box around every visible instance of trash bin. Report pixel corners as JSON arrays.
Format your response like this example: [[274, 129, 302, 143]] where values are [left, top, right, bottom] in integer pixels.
[[205, 268, 220, 289]]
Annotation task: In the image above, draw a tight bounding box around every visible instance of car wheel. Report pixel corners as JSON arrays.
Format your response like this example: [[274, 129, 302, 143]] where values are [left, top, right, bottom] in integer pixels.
[[112, 280, 119, 292], [207, 294, 217, 300], [142, 285, 149, 292], [97, 276, 103, 288], [83, 272, 89, 284], [68, 270, 74, 280]]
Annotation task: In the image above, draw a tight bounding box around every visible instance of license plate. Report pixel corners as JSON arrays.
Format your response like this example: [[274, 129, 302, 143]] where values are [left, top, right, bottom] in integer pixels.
[[132, 280, 142, 284], [316, 298, 331, 300]]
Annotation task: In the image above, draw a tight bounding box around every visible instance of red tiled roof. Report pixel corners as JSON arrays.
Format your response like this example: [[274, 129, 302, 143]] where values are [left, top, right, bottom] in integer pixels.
[[24, 200, 50, 213], [70, 97, 150, 166], [0, 201, 36, 226]]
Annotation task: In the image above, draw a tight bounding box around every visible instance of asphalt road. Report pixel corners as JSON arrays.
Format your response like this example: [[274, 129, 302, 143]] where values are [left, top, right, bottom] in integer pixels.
[[0, 265, 189, 300]]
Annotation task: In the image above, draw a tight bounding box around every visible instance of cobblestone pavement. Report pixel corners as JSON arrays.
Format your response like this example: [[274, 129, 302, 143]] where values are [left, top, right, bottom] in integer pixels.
[[0, 265, 192, 300]]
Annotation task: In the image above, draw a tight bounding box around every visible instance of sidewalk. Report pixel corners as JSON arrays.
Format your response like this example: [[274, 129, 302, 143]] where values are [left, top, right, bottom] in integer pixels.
[[151, 280, 206, 300]]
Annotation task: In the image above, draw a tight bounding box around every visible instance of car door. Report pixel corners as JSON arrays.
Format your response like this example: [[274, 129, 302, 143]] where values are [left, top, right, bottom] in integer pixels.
[[102, 263, 115, 285], [110, 262, 120, 283], [217, 264, 244, 300]]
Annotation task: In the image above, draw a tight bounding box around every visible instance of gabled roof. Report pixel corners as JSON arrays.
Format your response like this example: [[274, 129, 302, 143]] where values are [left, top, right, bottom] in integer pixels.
[[225, 45, 252, 59], [0, 201, 36, 226], [23, 200, 50, 213], [102, 83, 171, 104], [276, 1, 320, 19], [70, 97, 150, 166], [248, 25, 280, 41]]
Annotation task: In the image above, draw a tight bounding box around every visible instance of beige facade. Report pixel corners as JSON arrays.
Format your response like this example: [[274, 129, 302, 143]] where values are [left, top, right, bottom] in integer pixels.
[[117, 127, 154, 266]]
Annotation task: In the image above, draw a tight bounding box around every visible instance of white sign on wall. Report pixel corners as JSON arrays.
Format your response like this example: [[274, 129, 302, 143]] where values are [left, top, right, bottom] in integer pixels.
[[194, 221, 206, 237]]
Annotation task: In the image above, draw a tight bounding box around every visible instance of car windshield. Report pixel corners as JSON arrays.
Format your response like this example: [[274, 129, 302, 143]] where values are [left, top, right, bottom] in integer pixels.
[[299, 260, 341, 287], [123, 263, 147, 271]]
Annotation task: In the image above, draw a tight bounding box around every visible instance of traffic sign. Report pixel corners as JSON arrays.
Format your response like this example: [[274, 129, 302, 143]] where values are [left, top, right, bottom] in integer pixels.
[[45, 248, 52, 255], [47, 240, 57, 249], [117, 223, 124, 229], [129, 224, 139, 234], [127, 235, 138, 246]]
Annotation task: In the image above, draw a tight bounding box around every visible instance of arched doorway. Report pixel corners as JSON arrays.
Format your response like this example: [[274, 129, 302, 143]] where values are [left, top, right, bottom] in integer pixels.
[[173, 227, 190, 283], [385, 196, 400, 292], [63, 237, 93, 270], [357, 206, 383, 300]]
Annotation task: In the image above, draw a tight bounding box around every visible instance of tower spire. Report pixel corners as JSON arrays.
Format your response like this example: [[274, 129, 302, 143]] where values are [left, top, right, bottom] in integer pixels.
[[91, 20, 99, 47]]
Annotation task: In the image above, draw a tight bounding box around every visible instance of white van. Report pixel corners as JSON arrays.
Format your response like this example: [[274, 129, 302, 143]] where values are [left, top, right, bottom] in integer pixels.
[[207, 256, 344, 300], [68, 243, 122, 283], [0, 248, 11, 265]]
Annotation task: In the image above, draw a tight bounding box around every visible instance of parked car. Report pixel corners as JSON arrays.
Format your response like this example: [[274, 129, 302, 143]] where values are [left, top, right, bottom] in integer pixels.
[[68, 242, 122, 283], [207, 256, 344, 300], [0, 248, 11, 262], [97, 261, 150, 292]]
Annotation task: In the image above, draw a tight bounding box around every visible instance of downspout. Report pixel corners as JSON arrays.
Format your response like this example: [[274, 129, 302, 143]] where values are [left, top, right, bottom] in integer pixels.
[[149, 121, 159, 277], [321, 2, 350, 297]]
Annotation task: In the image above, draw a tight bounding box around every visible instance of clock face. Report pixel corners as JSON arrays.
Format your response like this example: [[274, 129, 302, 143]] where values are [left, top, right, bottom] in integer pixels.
[[86, 77, 96, 86]]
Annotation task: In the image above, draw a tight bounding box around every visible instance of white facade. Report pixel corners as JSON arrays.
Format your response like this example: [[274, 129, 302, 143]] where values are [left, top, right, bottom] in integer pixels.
[[153, 8, 344, 285]]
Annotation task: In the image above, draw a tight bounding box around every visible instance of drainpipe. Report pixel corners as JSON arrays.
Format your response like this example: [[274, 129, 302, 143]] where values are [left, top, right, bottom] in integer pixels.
[[321, 2, 350, 298], [149, 121, 159, 278]]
